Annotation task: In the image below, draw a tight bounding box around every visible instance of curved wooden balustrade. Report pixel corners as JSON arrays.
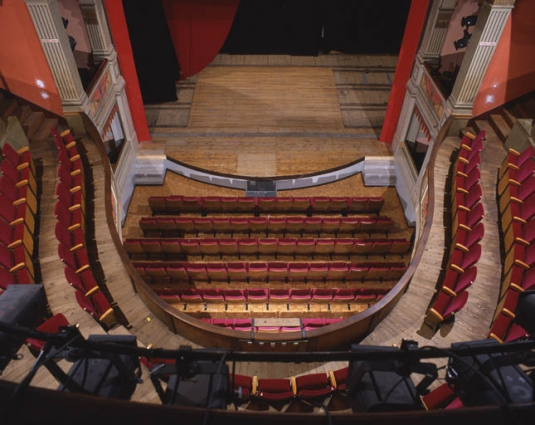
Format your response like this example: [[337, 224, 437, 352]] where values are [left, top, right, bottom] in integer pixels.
[[87, 114, 449, 351]]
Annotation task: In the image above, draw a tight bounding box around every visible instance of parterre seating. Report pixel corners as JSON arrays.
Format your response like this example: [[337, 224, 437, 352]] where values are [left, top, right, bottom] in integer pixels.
[[124, 237, 411, 259], [133, 260, 407, 283], [139, 215, 395, 236], [148, 195, 384, 215]]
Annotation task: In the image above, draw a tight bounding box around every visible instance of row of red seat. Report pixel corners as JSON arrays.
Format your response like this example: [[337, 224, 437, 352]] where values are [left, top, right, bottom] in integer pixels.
[[0, 142, 38, 285], [51, 127, 116, 329], [426, 131, 487, 328], [134, 260, 407, 282], [139, 214, 394, 236], [197, 317, 345, 333], [124, 237, 411, 258], [487, 145, 534, 343], [149, 195, 384, 215], [155, 286, 387, 303]]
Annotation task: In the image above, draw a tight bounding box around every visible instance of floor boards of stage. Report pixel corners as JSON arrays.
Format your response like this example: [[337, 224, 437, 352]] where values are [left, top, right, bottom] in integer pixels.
[[147, 54, 395, 177]]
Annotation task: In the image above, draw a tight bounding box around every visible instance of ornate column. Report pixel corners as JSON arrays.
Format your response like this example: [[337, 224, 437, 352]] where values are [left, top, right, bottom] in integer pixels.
[[418, 0, 456, 64], [447, 0, 516, 116], [24, 0, 88, 111], [79, 0, 114, 60]]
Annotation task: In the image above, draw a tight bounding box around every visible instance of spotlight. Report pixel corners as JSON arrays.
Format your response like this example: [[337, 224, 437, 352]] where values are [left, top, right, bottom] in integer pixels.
[[347, 340, 437, 412], [461, 15, 478, 28], [454, 29, 472, 51], [447, 339, 533, 406], [515, 290, 535, 335]]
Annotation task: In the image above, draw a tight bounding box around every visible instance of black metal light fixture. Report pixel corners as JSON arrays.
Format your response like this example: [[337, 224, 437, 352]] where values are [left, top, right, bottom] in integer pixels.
[[454, 15, 478, 51]]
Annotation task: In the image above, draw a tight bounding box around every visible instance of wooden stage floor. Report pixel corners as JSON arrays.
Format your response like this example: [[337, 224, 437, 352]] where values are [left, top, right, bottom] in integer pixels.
[[145, 54, 395, 177]]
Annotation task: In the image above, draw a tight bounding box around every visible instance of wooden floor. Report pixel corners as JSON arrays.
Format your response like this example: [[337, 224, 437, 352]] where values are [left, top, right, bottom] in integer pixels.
[[147, 54, 394, 176]]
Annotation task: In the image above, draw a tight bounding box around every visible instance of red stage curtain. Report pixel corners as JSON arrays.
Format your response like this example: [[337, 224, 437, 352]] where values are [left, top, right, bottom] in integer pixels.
[[163, 0, 239, 79]]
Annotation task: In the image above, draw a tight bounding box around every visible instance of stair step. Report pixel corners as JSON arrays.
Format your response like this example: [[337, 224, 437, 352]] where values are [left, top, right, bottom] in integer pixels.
[[502, 108, 517, 127], [489, 113, 512, 142], [32, 117, 58, 142], [18, 105, 32, 124], [22, 111, 45, 141], [474, 120, 502, 147], [0, 98, 19, 119]]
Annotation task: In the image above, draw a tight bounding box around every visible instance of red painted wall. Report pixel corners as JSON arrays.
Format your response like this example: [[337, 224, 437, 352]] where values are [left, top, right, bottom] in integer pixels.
[[163, 0, 239, 79], [103, 0, 151, 142], [473, 0, 535, 116], [0, 0, 63, 116], [380, 0, 430, 143]]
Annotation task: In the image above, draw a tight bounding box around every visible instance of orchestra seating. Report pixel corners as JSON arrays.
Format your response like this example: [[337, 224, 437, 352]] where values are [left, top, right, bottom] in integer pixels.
[[487, 144, 534, 343], [139, 215, 395, 236], [425, 131, 486, 329], [148, 195, 384, 215], [124, 237, 411, 259], [133, 260, 408, 283]]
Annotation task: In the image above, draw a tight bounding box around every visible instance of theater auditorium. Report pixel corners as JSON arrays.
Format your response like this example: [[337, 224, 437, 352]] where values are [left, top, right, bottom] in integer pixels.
[[1, 0, 535, 423]]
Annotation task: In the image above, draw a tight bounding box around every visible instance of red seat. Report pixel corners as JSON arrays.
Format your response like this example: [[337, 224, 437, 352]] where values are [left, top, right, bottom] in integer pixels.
[[166, 264, 188, 281], [498, 158, 535, 196], [186, 264, 208, 281], [75, 290, 115, 327], [180, 288, 203, 303], [56, 181, 84, 216], [285, 217, 304, 234], [0, 216, 33, 254], [1, 176, 38, 215], [0, 195, 35, 234], [441, 266, 477, 297], [123, 239, 143, 255], [367, 197, 384, 212], [311, 288, 333, 303], [258, 238, 277, 256], [269, 289, 290, 304], [453, 222, 484, 253], [307, 262, 329, 281], [504, 219, 535, 254], [332, 288, 355, 303], [421, 383, 456, 410], [26, 313, 70, 352], [236, 197, 256, 213], [449, 244, 481, 274], [339, 217, 359, 234], [57, 243, 90, 274], [314, 239, 335, 256], [207, 264, 228, 281], [164, 196, 183, 212], [290, 288, 312, 304], [295, 373, 334, 400], [428, 290, 469, 325], [499, 145, 534, 179], [224, 289, 246, 304], [329, 367, 348, 392], [268, 262, 288, 281], [2, 143, 35, 176], [1, 157, 37, 195], [256, 378, 295, 402], [230, 218, 249, 235], [327, 263, 349, 281], [238, 238, 258, 256], [181, 196, 203, 213], [179, 239, 201, 255], [348, 197, 368, 212], [0, 244, 34, 279], [499, 175, 535, 215], [288, 263, 308, 281], [453, 184, 482, 216], [267, 217, 286, 234], [454, 202, 484, 235], [303, 217, 322, 235], [452, 167, 480, 199], [199, 239, 220, 257], [248, 262, 268, 281], [227, 262, 248, 281], [231, 374, 253, 401], [311, 197, 330, 212], [502, 193, 535, 232], [329, 197, 349, 213], [295, 239, 315, 256], [204, 288, 225, 305], [202, 196, 221, 213], [249, 217, 268, 235], [64, 266, 99, 297], [55, 221, 84, 252], [220, 197, 239, 213], [140, 239, 162, 255], [219, 238, 239, 256], [57, 163, 84, 196], [277, 238, 296, 257], [347, 265, 368, 281], [247, 288, 268, 304]]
